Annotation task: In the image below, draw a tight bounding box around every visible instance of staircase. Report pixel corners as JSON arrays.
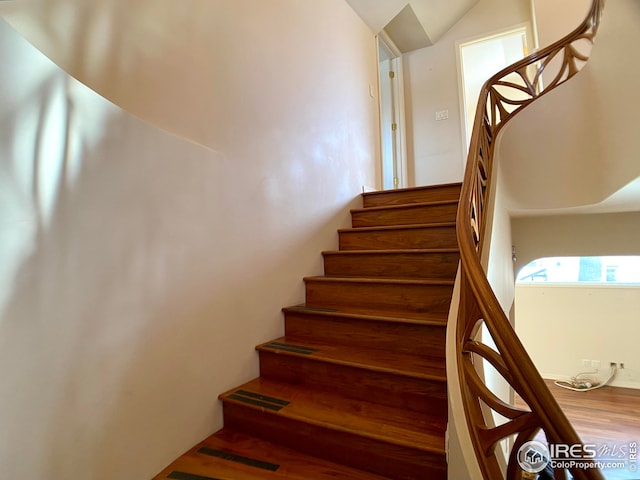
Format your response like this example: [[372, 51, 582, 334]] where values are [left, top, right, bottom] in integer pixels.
[[154, 183, 461, 480]]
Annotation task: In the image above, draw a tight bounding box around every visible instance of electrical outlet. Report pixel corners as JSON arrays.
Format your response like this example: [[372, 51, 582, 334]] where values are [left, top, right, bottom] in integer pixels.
[[582, 359, 591, 368], [592, 360, 601, 369]]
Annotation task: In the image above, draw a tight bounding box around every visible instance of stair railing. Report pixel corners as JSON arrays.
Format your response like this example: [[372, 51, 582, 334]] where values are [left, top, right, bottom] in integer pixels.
[[453, 1, 606, 479]]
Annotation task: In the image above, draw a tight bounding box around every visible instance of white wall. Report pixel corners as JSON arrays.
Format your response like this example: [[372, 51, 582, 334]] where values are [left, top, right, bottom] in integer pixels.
[[479, 164, 517, 461], [402, 0, 532, 186], [500, 0, 640, 213], [512, 212, 640, 390], [0, 8, 378, 479], [516, 284, 640, 388], [486, 166, 517, 319]]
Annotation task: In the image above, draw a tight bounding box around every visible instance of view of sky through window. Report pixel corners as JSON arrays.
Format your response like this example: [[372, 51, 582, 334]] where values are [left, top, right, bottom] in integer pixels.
[[516, 256, 640, 284]]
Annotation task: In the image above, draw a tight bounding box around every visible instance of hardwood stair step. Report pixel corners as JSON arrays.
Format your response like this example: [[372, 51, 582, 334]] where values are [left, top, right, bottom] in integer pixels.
[[350, 201, 458, 228], [322, 248, 459, 280], [283, 305, 446, 356], [362, 183, 462, 208], [304, 276, 454, 320], [220, 378, 447, 480], [338, 222, 458, 250], [153, 428, 389, 480], [257, 337, 447, 414]]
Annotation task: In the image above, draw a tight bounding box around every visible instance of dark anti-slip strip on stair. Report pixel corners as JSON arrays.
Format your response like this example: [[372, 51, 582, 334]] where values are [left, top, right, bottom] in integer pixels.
[[227, 394, 285, 411], [167, 472, 222, 480], [235, 389, 290, 406], [263, 341, 318, 355], [293, 305, 339, 313], [197, 447, 280, 472], [227, 390, 290, 411]]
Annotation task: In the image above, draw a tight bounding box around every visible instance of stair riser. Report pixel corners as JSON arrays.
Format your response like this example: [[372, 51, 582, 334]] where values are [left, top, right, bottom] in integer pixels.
[[351, 203, 458, 228], [305, 280, 453, 320], [363, 185, 461, 208], [339, 226, 458, 250], [223, 402, 447, 480], [259, 351, 447, 415], [323, 251, 459, 280], [284, 310, 445, 356]]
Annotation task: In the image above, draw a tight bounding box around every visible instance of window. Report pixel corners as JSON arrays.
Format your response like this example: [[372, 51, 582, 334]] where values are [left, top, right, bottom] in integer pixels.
[[516, 256, 640, 284]]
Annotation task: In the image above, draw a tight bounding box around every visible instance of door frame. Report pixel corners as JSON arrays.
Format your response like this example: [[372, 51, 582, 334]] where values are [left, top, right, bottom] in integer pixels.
[[376, 31, 408, 190], [455, 23, 533, 169]]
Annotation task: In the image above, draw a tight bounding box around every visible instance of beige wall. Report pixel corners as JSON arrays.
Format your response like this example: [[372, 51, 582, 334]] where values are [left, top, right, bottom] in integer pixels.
[[0, 7, 378, 479], [486, 168, 517, 314], [402, 0, 532, 186], [512, 212, 640, 390], [500, 0, 640, 213], [512, 212, 640, 273], [482, 164, 516, 460], [532, 0, 591, 48], [3, 0, 381, 168], [516, 284, 640, 388]]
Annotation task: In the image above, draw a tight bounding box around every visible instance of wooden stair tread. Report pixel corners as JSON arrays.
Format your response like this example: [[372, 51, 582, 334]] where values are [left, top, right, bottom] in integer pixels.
[[257, 337, 446, 381], [323, 248, 459, 255], [303, 275, 454, 286], [338, 222, 456, 233], [154, 428, 388, 480], [362, 183, 462, 207], [219, 377, 447, 452], [350, 199, 458, 215], [362, 183, 462, 197], [283, 304, 448, 326]]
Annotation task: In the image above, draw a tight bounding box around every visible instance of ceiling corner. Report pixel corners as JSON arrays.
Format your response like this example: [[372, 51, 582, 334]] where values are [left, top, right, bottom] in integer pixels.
[[345, 0, 479, 53]]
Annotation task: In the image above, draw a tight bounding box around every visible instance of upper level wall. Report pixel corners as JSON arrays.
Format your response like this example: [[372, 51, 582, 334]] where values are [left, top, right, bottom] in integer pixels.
[[2, 0, 381, 161], [532, 0, 592, 48], [499, 0, 640, 213], [402, 0, 532, 186]]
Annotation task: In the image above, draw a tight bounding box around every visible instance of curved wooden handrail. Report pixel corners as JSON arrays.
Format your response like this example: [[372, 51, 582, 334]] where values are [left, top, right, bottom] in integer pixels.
[[454, 1, 606, 479]]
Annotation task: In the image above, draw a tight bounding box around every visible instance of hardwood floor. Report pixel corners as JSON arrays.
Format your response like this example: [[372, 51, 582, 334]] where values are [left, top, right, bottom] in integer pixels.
[[519, 379, 640, 480], [544, 380, 640, 445]]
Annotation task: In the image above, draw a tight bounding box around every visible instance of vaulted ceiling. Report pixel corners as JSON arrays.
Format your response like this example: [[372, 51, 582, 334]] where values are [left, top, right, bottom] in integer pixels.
[[345, 0, 478, 52]]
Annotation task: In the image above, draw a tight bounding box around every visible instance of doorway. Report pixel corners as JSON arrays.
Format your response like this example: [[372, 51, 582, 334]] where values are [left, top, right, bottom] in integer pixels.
[[377, 34, 406, 190], [457, 27, 529, 155]]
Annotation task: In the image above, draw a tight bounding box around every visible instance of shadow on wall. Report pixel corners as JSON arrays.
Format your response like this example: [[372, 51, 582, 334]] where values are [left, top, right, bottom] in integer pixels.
[[0, 22, 361, 480]]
